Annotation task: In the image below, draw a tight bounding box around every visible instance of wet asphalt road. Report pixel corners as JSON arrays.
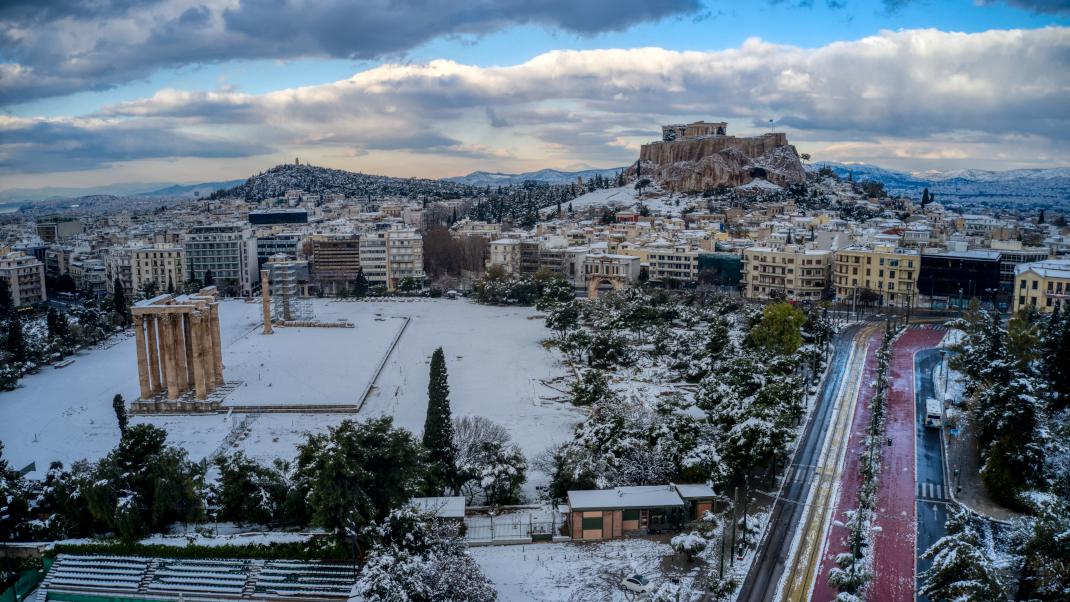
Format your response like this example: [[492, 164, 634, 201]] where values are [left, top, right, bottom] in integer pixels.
[[915, 347, 950, 601]]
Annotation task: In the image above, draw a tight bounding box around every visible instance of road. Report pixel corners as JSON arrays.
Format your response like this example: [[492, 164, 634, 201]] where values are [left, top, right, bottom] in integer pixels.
[[736, 325, 865, 602], [914, 347, 950, 602]]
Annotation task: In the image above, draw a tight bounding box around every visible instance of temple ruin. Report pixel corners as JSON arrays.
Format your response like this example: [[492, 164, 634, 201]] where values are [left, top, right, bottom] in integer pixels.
[[130, 287, 225, 412]]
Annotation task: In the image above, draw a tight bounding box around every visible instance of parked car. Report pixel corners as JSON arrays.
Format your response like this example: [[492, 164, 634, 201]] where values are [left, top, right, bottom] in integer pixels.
[[621, 574, 654, 594]]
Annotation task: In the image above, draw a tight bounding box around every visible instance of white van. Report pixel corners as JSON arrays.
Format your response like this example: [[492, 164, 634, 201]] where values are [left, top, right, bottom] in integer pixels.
[[925, 398, 943, 428]]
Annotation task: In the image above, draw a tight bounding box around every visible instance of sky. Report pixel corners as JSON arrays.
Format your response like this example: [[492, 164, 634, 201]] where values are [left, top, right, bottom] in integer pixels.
[[1, 0, 1069, 190]]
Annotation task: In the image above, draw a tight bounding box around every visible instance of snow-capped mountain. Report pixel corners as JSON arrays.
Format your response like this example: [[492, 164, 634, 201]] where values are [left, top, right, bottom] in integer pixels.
[[811, 162, 1070, 209], [445, 167, 624, 187]]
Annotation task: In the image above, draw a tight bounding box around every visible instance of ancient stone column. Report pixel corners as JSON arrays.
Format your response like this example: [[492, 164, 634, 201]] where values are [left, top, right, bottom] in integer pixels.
[[147, 315, 162, 395], [172, 313, 189, 392], [183, 313, 195, 387], [201, 310, 216, 393], [132, 315, 152, 400], [190, 312, 208, 400], [261, 269, 273, 334], [210, 304, 224, 385], [162, 314, 180, 400]]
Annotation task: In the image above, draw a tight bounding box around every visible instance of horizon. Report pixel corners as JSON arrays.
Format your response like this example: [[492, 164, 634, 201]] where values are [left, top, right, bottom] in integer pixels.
[[2, 1, 1069, 191]]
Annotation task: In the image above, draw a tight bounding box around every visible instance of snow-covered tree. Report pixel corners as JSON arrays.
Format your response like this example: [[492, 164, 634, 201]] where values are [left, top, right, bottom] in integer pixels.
[[354, 507, 496, 602], [423, 347, 457, 494], [919, 508, 1006, 601]]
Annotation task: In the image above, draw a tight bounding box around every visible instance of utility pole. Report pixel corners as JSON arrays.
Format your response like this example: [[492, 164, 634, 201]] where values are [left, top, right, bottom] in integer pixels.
[[730, 486, 738, 568]]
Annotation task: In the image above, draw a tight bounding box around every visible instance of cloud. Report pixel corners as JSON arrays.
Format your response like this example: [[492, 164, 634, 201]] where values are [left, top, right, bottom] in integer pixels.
[[980, 0, 1070, 13], [0, 116, 270, 173], [6, 27, 1070, 175], [0, 0, 701, 105]]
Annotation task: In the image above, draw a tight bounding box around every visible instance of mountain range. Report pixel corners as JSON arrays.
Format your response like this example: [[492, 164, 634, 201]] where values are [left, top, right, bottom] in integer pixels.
[[444, 167, 624, 187]]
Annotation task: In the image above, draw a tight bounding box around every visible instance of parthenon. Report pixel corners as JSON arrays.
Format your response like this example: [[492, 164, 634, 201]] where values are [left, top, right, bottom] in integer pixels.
[[130, 287, 224, 411]]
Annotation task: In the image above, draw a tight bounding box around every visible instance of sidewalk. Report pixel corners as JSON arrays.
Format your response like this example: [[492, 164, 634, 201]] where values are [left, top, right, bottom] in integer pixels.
[[944, 413, 1021, 523]]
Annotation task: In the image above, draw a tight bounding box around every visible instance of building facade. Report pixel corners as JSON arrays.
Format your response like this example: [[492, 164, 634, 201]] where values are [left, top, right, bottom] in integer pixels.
[[132, 246, 186, 295], [833, 246, 920, 307], [310, 234, 361, 295], [1013, 259, 1070, 314], [742, 245, 831, 301], [0, 249, 47, 306], [917, 250, 1002, 302], [359, 224, 424, 291], [184, 224, 257, 296]]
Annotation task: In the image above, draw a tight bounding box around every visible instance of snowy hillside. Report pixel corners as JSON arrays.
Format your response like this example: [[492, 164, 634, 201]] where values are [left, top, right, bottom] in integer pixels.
[[446, 166, 624, 187], [812, 161, 1070, 208], [212, 163, 480, 201]]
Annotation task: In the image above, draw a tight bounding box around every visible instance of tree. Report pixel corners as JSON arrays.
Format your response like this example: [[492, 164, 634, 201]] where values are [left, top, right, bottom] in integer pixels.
[[211, 452, 289, 527], [4, 312, 26, 364], [353, 507, 496, 602], [920, 187, 931, 207], [294, 417, 426, 537], [112, 277, 128, 322], [475, 441, 526, 506], [920, 508, 1006, 601], [423, 348, 457, 494], [166, 274, 175, 294], [46, 307, 71, 343], [569, 369, 610, 406], [0, 279, 12, 316], [746, 302, 807, 356], [84, 424, 202, 540], [671, 531, 709, 562], [112, 394, 128, 436], [203, 270, 215, 287], [352, 269, 369, 297], [453, 416, 510, 502], [1041, 304, 1070, 411]]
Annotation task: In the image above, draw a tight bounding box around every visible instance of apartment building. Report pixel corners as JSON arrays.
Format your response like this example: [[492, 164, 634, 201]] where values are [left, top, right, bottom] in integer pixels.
[[1013, 259, 1070, 314], [310, 234, 361, 295], [0, 249, 47, 306], [833, 245, 920, 307], [256, 232, 305, 267], [132, 245, 186, 294], [184, 224, 258, 296], [359, 224, 424, 291], [742, 245, 831, 301], [36, 217, 82, 242], [105, 250, 134, 297]]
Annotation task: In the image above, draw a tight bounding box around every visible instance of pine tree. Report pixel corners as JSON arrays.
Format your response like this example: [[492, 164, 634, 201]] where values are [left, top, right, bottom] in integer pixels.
[[920, 188, 930, 207], [423, 347, 457, 494], [920, 508, 1005, 601], [167, 274, 175, 294], [5, 313, 26, 364], [352, 269, 369, 297], [1041, 304, 1070, 411], [203, 270, 215, 287], [112, 394, 128, 436]]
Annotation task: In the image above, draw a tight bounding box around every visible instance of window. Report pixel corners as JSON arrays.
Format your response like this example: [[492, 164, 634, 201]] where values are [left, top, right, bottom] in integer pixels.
[[623, 509, 640, 521], [581, 515, 603, 530], [1032, 280, 1038, 290]]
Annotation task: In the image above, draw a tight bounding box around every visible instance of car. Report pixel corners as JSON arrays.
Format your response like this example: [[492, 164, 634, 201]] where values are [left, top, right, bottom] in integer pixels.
[[621, 574, 655, 594]]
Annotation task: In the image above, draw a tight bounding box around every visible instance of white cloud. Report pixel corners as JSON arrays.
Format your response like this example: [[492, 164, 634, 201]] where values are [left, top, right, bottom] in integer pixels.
[[4, 27, 1069, 179]]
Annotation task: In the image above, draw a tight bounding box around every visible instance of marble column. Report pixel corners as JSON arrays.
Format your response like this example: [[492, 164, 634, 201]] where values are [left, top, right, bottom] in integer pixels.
[[133, 315, 151, 400], [162, 314, 180, 400], [183, 313, 195, 387], [147, 315, 162, 395], [261, 269, 273, 334], [210, 304, 224, 385], [191, 312, 208, 400], [202, 310, 216, 392], [172, 313, 189, 392]]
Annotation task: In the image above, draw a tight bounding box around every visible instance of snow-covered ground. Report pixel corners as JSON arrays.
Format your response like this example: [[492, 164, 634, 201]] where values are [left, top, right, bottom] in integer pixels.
[[470, 538, 702, 601], [1, 299, 581, 493], [547, 185, 689, 217]]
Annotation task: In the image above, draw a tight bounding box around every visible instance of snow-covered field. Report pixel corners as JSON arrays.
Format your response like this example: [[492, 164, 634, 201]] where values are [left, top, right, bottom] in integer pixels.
[[0, 299, 581, 492], [470, 538, 703, 601], [546, 185, 688, 217]]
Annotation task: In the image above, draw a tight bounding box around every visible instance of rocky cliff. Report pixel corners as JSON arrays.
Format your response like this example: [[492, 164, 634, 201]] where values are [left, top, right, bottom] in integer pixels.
[[632, 133, 806, 192]]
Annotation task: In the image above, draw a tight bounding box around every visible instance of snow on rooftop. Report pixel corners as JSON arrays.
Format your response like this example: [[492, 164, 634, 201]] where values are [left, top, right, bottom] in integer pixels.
[[1015, 258, 1070, 278], [567, 485, 685, 510]]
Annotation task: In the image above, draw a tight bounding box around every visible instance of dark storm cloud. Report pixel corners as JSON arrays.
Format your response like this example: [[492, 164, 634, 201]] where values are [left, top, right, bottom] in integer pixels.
[[0, 0, 701, 105], [0, 118, 271, 173]]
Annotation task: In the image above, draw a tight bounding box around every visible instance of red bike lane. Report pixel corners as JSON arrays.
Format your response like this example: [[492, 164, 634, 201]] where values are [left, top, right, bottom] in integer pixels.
[[870, 326, 945, 601], [811, 325, 945, 602]]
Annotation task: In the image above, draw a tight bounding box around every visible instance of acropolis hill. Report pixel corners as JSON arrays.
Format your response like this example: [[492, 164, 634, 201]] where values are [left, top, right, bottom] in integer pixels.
[[633, 121, 806, 193]]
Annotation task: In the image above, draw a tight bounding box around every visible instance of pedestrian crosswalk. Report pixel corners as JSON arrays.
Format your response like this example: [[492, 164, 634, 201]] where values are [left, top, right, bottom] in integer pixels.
[[917, 481, 947, 500]]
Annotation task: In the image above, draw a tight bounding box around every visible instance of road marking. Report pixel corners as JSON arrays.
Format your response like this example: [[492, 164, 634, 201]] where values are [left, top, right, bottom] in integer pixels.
[[780, 325, 881, 602]]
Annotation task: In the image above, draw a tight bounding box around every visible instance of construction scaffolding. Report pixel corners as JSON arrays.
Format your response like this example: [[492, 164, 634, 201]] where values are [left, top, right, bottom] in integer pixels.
[[271, 260, 313, 322]]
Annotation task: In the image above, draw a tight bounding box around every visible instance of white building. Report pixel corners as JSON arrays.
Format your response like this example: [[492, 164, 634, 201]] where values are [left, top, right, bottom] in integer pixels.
[[0, 249, 47, 306], [184, 224, 258, 296], [359, 224, 424, 291]]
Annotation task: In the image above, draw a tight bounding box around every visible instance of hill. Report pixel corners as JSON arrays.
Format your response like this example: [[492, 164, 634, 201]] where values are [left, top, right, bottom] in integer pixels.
[[444, 167, 624, 187], [814, 162, 1070, 209], [211, 163, 479, 201]]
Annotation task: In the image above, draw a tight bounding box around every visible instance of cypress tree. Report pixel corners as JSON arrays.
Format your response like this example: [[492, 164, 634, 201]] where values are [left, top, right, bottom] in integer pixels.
[[5, 313, 26, 364], [167, 274, 175, 294], [113, 394, 129, 436], [1042, 304, 1070, 411], [203, 270, 215, 287], [0, 279, 12, 316], [423, 347, 457, 494], [113, 277, 127, 322]]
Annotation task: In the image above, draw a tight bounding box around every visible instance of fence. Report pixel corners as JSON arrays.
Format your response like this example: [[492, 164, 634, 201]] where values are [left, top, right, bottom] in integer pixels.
[[0, 558, 52, 602], [464, 518, 557, 543]]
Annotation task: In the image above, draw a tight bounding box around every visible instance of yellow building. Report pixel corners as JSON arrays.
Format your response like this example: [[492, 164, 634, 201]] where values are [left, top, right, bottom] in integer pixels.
[[1013, 259, 1070, 313], [833, 245, 920, 307], [741, 245, 831, 301]]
